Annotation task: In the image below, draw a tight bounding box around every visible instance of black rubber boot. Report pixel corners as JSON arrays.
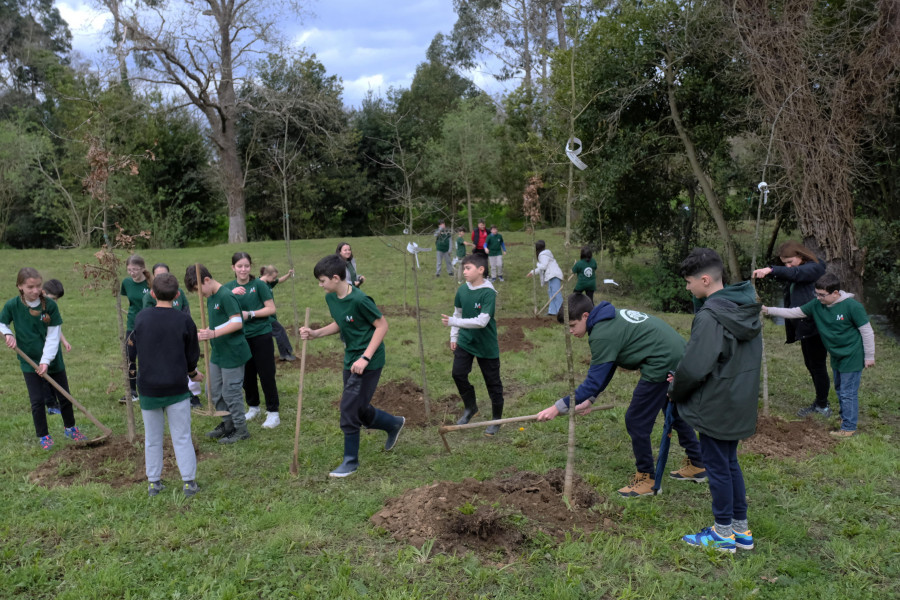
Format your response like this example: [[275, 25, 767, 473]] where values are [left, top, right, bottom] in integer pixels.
[[484, 404, 503, 437], [329, 432, 360, 478], [456, 406, 479, 426], [370, 409, 405, 451]]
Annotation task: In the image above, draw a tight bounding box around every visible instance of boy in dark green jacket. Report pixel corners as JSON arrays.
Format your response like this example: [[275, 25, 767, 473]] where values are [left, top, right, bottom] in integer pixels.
[[671, 248, 762, 553]]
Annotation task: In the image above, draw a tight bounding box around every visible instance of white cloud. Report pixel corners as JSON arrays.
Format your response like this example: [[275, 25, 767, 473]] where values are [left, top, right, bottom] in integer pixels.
[[56, 1, 110, 35]]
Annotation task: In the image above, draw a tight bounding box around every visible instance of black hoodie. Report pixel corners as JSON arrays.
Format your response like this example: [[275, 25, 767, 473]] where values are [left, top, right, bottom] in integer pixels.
[[670, 281, 762, 440]]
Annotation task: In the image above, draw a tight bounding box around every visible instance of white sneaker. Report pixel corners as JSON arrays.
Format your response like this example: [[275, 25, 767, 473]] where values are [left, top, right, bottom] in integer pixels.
[[245, 406, 260, 421], [262, 412, 280, 429]]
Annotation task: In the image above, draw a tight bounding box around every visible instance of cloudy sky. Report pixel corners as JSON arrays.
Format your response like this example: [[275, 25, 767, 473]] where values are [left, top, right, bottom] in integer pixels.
[[55, 0, 506, 107]]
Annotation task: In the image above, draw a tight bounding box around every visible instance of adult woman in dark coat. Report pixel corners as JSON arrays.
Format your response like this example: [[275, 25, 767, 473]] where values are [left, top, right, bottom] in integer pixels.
[[753, 241, 830, 417]]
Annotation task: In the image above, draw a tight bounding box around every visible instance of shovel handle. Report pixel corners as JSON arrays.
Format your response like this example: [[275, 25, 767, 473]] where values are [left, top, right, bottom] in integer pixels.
[[438, 403, 615, 433], [12, 346, 113, 436]]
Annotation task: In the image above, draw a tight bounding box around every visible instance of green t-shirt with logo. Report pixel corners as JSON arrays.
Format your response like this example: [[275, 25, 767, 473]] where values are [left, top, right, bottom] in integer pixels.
[[454, 283, 499, 359], [572, 258, 598, 292], [1, 297, 65, 374], [799, 297, 869, 372], [224, 278, 274, 338], [486, 233, 505, 257], [142, 288, 191, 314], [456, 236, 466, 259], [436, 229, 452, 252], [121, 278, 150, 330], [326, 286, 386, 371], [588, 308, 685, 382], [207, 286, 252, 368]]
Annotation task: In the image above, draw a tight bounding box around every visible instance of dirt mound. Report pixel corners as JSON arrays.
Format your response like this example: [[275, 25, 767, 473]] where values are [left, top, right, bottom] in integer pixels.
[[364, 379, 461, 426], [740, 415, 837, 460], [497, 317, 559, 352], [371, 468, 618, 556], [30, 435, 209, 489], [276, 351, 342, 372]]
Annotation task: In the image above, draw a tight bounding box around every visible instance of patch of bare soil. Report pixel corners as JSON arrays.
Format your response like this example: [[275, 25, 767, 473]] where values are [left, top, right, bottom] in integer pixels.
[[358, 379, 462, 426], [276, 351, 343, 372], [381, 305, 424, 318], [30, 435, 210, 488], [740, 415, 837, 460], [371, 468, 619, 556], [497, 317, 559, 353]]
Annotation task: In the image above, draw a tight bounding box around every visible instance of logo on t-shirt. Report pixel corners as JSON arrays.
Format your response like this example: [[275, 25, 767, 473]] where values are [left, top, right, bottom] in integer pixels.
[[346, 315, 354, 323], [474, 302, 482, 309], [214, 303, 220, 310], [836, 314, 844, 321], [583, 267, 594, 278], [619, 309, 649, 324]]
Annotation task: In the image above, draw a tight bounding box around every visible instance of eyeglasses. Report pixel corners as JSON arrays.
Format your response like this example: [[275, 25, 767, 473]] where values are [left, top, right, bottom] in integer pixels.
[[815, 291, 833, 299]]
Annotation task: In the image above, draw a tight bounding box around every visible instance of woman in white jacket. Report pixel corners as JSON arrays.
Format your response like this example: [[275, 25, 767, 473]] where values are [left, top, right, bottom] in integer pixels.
[[527, 240, 565, 317]]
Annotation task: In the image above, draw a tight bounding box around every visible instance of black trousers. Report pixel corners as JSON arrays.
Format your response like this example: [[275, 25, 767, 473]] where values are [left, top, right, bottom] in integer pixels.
[[699, 433, 747, 525], [125, 329, 137, 393], [625, 380, 703, 474], [24, 371, 75, 437], [800, 335, 831, 407], [452, 346, 504, 417], [243, 333, 280, 412], [340, 367, 381, 434]]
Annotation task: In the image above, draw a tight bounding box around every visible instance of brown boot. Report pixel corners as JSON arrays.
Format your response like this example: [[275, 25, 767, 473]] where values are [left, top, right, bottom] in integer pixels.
[[669, 458, 708, 482], [617, 472, 657, 497]]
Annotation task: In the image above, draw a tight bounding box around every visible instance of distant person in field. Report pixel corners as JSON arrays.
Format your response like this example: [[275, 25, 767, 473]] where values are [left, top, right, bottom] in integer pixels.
[[671, 248, 761, 553], [752, 241, 830, 418], [527, 240, 564, 318], [1, 268, 86, 449], [536, 293, 706, 497], [471, 219, 489, 256], [185, 264, 252, 445], [226, 252, 280, 430], [572, 246, 598, 301], [300, 254, 405, 478], [485, 225, 507, 282], [134, 273, 202, 498], [764, 272, 874, 438], [40, 279, 70, 415], [434, 220, 454, 277], [441, 252, 505, 435], [337, 242, 365, 288], [454, 227, 467, 283], [121, 254, 152, 403], [258, 264, 296, 362]]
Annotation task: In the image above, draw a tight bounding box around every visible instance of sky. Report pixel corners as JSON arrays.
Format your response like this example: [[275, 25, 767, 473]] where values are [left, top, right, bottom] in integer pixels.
[[54, 0, 507, 108]]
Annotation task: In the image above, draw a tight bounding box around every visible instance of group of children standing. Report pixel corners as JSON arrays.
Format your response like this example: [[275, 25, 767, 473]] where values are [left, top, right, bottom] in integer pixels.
[[2, 236, 875, 552]]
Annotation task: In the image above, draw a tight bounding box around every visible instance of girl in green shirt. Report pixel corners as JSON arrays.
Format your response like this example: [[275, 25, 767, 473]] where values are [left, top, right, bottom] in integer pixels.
[[120, 255, 151, 402]]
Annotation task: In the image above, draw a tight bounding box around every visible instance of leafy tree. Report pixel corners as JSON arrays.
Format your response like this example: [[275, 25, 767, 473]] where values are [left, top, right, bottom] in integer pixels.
[[0, 0, 71, 99]]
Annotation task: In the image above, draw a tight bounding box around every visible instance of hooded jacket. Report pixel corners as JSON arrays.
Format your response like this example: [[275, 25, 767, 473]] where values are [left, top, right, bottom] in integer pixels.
[[670, 281, 762, 440], [769, 260, 825, 343]]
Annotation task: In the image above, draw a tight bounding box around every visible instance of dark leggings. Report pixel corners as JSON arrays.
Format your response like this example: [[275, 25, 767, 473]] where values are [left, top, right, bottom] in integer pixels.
[[24, 371, 76, 437], [243, 333, 280, 412], [800, 335, 831, 407], [125, 330, 137, 393], [576, 288, 595, 302]]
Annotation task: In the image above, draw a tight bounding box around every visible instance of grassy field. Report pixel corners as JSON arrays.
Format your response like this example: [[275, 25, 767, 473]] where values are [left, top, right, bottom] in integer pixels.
[[0, 230, 898, 599]]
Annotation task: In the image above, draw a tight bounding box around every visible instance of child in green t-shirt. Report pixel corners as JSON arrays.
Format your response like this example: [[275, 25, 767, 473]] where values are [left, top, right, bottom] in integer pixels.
[[454, 227, 468, 283], [259, 264, 296, 362], [41, 279, 70, 415], [572, 246, 598, 301], [764, 272, 875, 437], [184, 264, 252, 445], [1, 268, 86, 449], [299, 254, 405, 478], [121, 254, 152, 403], [485, 225, 507, 282], [143, 263, 191, 315], [434, 220, 454, 277], [441, 253, 505, 435]]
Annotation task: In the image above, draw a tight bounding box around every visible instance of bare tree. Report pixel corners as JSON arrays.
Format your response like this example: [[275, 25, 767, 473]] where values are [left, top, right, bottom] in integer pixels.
[[108, 0, 301, 243], [731, 0, 900, 295]]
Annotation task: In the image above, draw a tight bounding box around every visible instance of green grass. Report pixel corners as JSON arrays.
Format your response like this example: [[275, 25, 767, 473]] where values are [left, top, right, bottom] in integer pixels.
[[0, 231, 898, 599]]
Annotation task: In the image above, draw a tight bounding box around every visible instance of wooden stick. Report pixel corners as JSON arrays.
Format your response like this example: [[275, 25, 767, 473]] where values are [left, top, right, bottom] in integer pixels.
[[439, 404, 615, 434], [290, 308, 310, 476], [13, 347, 113, 440], [193, 263, 229, 418], [536, 274, 574, 316]]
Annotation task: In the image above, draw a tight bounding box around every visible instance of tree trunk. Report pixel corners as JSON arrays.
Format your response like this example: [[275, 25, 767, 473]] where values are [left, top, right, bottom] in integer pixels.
[[115, 282, 136, 443], [520, 0, 532, 95], [664, 58, 741, 282], [554, 0, 568, 51], [466, 184, 474, 233]]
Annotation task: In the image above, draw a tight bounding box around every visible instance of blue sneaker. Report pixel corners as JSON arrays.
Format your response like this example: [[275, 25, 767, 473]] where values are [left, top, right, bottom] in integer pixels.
[[148, 481, 165, 497], [682, 526, 736, 553], [39, 435, 54, 450], [64, 426, 86, 442], [47, 406, 61, 415], [734, 529, 754, 550]]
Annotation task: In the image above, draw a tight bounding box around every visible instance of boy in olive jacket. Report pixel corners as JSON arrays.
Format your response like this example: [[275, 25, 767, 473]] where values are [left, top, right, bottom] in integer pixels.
[[671, 248, 762, 553]]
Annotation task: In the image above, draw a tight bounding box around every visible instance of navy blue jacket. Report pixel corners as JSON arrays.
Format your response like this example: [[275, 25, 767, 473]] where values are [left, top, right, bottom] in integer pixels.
[[769, 260, 825, 343]]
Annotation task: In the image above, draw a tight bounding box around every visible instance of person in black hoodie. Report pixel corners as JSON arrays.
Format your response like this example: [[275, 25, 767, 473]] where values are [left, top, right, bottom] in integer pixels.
[[134, 273, 203, 498], [537, 293, 705, 497], [752, 241, 830, 417], [672, 248, 762, 553]]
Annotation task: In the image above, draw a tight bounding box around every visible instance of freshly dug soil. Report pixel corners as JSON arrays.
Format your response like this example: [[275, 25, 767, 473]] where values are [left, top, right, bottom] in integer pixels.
[[740, 415, 837, 460], [497, 317, 560, 352], [30, 435, 208, 489], [276, 351, 343, 372], [371, 468, 619, 556], [335, 379, 462, 427]]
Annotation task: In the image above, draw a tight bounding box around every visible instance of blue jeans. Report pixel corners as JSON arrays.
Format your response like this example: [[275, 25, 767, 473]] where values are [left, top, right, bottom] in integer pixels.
[[547, 277, 562, 315], [833, 370, 861, 431]]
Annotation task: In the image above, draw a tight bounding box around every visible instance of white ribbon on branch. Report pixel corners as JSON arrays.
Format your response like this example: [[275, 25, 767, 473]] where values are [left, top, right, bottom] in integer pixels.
[[566, 137, 588, 170], [406, 242, 431, 268]]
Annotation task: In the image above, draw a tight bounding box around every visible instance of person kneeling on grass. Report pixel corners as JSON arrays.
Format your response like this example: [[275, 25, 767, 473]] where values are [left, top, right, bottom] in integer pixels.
[[134, 273, 202, 497], [671, 248, 761, 553], [299, 254, 405, 478], [536, 293, 706, 497]]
